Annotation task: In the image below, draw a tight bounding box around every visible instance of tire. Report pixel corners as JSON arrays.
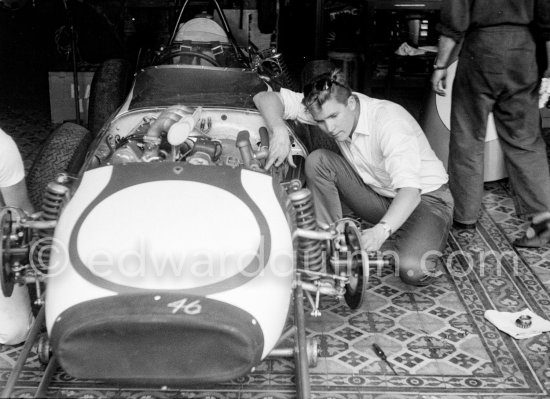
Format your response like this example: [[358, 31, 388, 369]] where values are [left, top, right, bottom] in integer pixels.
[[27, 123, 92, 209], [37, 333, 51, 365], [307, 125, 341, 154], [87, 58, 131, 137]]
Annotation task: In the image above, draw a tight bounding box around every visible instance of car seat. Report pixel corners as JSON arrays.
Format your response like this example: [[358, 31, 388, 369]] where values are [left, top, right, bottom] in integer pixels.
[[161, 15, 244, 67], [175, 16, 229, 43]]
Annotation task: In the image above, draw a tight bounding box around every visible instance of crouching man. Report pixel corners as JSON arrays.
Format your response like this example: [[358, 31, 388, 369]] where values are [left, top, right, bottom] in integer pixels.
[[253, 70, 453, 286]]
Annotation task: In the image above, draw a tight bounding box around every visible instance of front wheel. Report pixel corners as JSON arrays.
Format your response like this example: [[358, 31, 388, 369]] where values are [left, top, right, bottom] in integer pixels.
[[37, 333, 52, 365], [27, 123, 92, 209], [330, 219, 368, 309]]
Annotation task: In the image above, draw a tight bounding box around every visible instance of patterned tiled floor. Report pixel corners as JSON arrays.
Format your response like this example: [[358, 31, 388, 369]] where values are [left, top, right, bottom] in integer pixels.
[[2, 52, 550, 399], [1, 191, 550, 398]]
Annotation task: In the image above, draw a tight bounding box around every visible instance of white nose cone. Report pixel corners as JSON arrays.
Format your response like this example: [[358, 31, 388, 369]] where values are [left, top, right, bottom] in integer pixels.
[[75, 180, 261, 290]]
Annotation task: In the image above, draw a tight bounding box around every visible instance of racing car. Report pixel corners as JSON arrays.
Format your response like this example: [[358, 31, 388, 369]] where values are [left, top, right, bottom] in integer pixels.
[[1, 2, 380, 397]]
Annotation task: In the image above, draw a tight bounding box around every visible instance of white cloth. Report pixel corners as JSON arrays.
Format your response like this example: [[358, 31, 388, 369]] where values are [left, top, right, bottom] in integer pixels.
[[279, 89, 448, 197], [484, 308, 550, 340], [0, 127, 25, 188], [394, 42, 437, 56], [0, 127, 33, 345]]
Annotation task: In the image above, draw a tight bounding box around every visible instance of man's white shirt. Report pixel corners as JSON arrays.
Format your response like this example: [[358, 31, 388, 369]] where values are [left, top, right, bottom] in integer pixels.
[[279, 88, 448, 197]]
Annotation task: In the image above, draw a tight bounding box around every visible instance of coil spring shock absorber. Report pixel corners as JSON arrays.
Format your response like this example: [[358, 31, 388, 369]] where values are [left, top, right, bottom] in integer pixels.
[[257, 48, 298, 91], [32, 177, 70, 272], [288, 188, 324, 273]]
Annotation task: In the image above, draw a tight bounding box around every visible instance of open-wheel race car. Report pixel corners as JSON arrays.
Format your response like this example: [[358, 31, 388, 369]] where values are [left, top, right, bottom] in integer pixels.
[[1, 1, 386, 397]]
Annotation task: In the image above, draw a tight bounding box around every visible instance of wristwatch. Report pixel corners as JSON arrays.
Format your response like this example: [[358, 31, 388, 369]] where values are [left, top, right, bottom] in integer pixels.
[[433, 64, 447, 70], [377, 220, 393, 238]]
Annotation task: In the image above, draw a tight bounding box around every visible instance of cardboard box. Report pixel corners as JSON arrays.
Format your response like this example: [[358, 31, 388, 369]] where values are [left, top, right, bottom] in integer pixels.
[[48, 70, 95, 125]]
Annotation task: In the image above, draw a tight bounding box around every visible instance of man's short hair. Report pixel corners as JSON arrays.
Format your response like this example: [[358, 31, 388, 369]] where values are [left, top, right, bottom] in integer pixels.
[[302, 69, 352, 111]]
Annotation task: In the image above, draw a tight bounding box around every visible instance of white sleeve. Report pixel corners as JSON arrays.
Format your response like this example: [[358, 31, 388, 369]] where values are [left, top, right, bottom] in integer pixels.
[[376, 105, 422, 190], [278, 88, 316, 125], [0, 129, 25, 188]]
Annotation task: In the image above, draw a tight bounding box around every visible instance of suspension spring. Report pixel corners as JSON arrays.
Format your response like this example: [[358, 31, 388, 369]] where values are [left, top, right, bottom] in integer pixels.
[[271, 53, 298, 91], [33, 180, 70, 271], [288, 188, 324, 273], [256, 49, 298, 91]]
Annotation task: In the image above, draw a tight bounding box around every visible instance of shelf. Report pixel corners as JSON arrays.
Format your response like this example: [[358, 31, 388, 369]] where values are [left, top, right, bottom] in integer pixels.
[[369, 0, 442, 11]]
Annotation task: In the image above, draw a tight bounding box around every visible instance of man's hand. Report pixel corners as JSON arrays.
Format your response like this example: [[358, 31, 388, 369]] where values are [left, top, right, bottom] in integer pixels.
[[264, 125, 296, 170], [252, 91, 297, 170], [431, 69, 448, 96], [360, 224, 389, 252]]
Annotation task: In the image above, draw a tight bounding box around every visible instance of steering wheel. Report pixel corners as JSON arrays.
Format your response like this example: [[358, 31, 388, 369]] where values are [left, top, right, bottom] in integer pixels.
[[159, 50, 220, 67]]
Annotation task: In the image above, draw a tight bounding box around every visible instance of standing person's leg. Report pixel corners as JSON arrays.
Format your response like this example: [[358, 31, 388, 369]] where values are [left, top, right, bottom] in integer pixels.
[[492, 29, 550, 219], [449, 33, 496, 226], [304, 149, 389, 225]]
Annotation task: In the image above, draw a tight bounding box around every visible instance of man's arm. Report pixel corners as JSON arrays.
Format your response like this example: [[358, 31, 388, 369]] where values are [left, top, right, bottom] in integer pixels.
[[431, 0, 470, 96], [430, 35, 458, 96], [538, 0, 550, 77], [1, 179, 35, 214], [253, 91, 295, 170], [361, 187, 421, 251]]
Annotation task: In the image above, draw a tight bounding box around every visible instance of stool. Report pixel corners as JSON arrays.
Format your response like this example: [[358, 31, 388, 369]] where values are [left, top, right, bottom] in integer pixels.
[[328, 51, 361, 91]]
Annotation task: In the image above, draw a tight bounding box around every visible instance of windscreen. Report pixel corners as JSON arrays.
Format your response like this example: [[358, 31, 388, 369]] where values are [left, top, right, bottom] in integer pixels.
[[129, 66, 268, 110]]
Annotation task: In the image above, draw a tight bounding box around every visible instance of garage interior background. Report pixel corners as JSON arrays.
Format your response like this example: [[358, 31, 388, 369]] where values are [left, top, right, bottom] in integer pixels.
[[3, 1, 550, 398], [0, 0, 459, 125], [2, 0, 549, 125]]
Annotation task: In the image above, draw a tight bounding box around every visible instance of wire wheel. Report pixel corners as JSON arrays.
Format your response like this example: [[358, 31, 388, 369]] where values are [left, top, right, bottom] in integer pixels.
[[0, 210, 15, 297]]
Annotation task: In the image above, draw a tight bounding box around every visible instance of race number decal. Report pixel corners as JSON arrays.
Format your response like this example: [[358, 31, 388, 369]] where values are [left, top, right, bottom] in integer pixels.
[[168, 298, 202, 315]]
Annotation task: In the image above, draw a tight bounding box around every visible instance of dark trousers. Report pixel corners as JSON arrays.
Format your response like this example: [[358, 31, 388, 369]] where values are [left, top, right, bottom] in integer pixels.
[[305, 149, 454, 286], [451, 26, 550, 224]]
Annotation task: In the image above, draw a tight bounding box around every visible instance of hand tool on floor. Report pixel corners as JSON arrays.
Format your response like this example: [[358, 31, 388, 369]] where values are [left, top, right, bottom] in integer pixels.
[[372, 343, 398, 375]]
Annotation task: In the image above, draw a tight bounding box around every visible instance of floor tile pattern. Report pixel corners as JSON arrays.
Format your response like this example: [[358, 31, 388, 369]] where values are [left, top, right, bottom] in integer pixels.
[[2, 185, 550, 398]]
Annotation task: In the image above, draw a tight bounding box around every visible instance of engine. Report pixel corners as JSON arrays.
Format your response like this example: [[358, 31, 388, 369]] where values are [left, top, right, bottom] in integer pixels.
[[88, 106, 277, 172]]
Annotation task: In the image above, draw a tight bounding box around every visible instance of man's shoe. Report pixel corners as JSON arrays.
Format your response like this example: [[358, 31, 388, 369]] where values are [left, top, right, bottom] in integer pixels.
[[514, 213, 550, 248], [453, 220, 476, 230], [529, 213, 550, 239], [513, 235, 547, 248]]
